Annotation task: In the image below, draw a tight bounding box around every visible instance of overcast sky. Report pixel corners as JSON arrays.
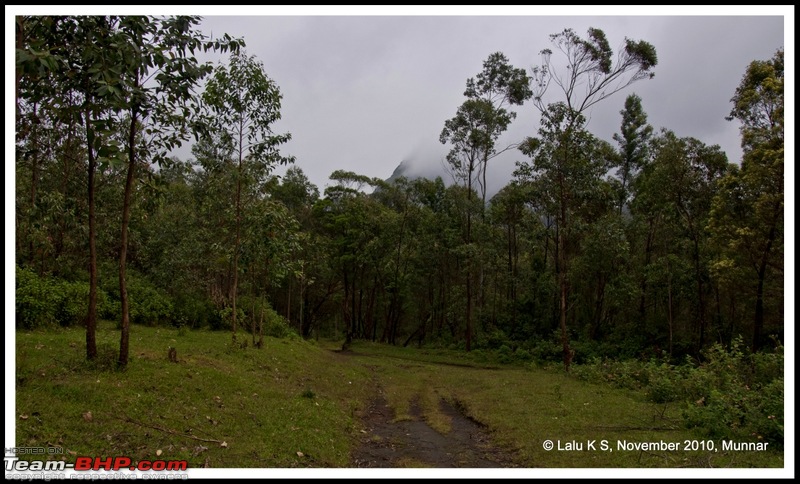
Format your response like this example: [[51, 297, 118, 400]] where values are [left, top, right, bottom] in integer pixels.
[[185, 10, 789, 195], [4, 7, 792, 195]]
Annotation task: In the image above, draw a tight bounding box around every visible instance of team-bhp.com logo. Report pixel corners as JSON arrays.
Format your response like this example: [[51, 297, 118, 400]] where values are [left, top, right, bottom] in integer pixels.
[[6, 449, 189, 480], [6, 457, 187, 471]]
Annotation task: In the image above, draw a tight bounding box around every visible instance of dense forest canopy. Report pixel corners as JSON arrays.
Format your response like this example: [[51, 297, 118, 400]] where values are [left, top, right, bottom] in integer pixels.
[[15, 16, 784, 368]]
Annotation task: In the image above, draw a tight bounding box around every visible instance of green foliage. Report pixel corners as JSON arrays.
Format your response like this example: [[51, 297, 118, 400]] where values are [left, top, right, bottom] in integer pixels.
[[127, 278, 174, 326], [236, 295, 297, 340], [100, 272, 174, 326], [263, 304, 297, 339], [55, 281, 92, 327], [571, 338, 783, 446], [13, 19, 783, 404], [172, 293, 220, 330], [16, 266, 58, 329], [496, 344, 514, 364], [709, 49, 783, 352], [528, 335, 564, 365], [532, 27, 657, 115], [218, 307, 245, 332], [480, 328, 512, 350], [15, 266, 111, 329], [681, 339, 783, 445]]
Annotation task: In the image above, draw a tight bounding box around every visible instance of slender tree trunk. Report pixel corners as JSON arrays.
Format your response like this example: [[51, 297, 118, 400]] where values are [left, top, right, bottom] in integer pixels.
[[557, 142, 572, 371], [558, 230, 570, 371], [286, 277, 291, 323], [84, 106, 98, 361], [29, 103, 40, 266], [351, 270, 357, 339], [619, 163, 629, 216], [591, 276, 606, 340], [639, 217, 655, 327], [728, 295, 737, 349], [753, 219, 777, 351], [343, 269, 352, 344], [118, 102, 139, 368], [300, 277, 309, 337], [481, 153, 489, 209], [667, 269, 674, 358], [358, 284, 364, 339], [15, 17, 23, 119], [232, 118, 244, 341], [465, 175, 473, 352], [512, 219, 519, 329], [692, 236, 706, 351]]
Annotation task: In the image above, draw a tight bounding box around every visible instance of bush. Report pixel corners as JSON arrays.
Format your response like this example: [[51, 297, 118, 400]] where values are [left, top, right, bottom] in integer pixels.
[[218, 306, 245, 332], [481, 329, 512, 350], [173, 294, 218, 329], [529, 334, 563, 364], [497, 344, 514, 364], [263, 304, 296, 339], [16, 266, 58, 329], [571, 337, 783, 447], [126, 277, 174, 326], [680, 339, 783, 446], [16, 266, 110, 329], [235, 296, 297, 339], [515, 348, 533, 362], [55, 281, 91, 327], [643, 361, 681, 403]]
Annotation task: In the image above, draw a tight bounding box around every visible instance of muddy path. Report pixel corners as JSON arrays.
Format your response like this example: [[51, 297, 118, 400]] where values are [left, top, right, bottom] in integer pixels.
[[351, 389, 515, 468]]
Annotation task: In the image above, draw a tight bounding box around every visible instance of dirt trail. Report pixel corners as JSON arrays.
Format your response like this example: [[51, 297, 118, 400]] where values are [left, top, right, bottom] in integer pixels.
[[351, 389, 514, 468]]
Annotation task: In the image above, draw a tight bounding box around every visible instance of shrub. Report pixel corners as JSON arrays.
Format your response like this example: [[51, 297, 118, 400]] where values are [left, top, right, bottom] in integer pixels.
[[680, 339, 783, 446], [514, 348, 533, 362], [126, 277, 174, 326], [173, 294, 217, 329], [482, 329, 512, 350], [263, 304, 296, 339], [571, 337, 783, 447], [54, 280, 91, 327], [16, 266, 110, 329], [16, 266, 58, 329], [218, 306, 245, 332], [497, 344, 514, 364], [529, 334, 563, 364], [234, 296, 297, 340]]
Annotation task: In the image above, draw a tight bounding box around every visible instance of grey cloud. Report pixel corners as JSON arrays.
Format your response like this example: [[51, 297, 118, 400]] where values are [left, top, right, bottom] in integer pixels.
[[193, 15, 784, 192]]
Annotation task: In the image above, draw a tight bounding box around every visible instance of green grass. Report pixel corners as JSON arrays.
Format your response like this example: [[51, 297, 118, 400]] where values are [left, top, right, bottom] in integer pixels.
[[15, 327, 784, 468], [345, 342, 785, 468], [16, 323, 371, 467]]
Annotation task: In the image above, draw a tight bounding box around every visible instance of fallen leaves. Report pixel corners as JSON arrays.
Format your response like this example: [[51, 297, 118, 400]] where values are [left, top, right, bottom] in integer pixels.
[[82, 411, 93, 422]]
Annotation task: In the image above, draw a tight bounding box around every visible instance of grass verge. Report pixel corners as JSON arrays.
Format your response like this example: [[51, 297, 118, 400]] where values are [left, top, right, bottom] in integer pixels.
[[16, 323, 371, 467]]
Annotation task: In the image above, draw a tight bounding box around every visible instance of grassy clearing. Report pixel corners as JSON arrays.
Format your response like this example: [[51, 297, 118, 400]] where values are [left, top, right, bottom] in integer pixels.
[[15, 328, 783, 468], [16, 323, 371, 467], [346, 342, 784, 468]]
